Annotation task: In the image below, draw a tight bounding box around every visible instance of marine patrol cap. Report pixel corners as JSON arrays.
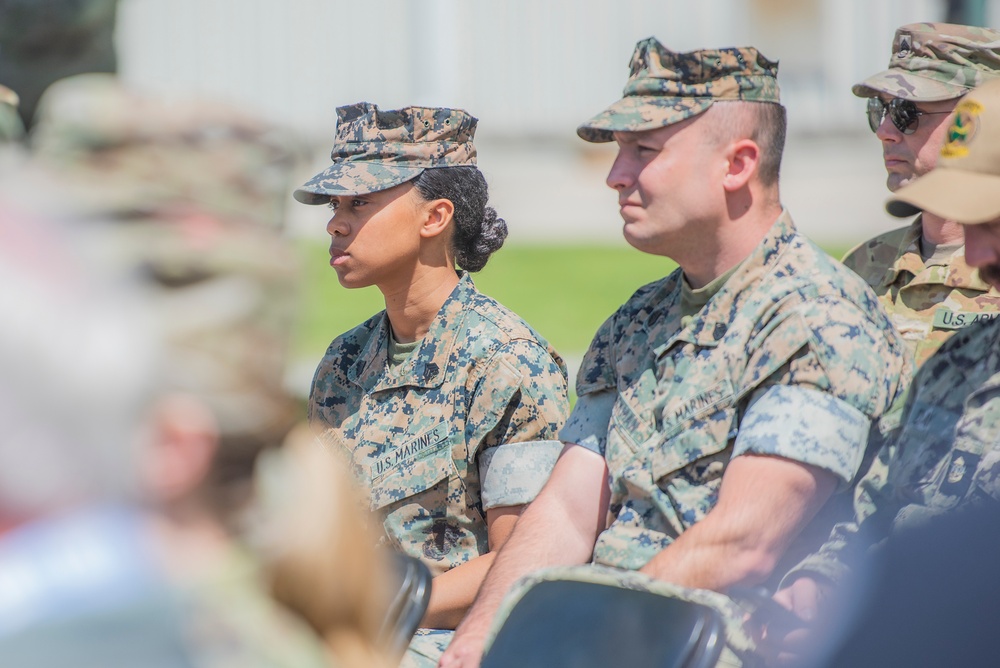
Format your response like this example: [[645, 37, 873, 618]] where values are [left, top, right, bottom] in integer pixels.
[[294, 102, 478, 204], [887, 78, 1000, 223], [853, 23, 1000, 102], [577, 37, 781, 143]]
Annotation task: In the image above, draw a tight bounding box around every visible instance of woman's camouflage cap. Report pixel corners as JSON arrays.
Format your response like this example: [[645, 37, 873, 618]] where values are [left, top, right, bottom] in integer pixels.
[[853, 23, 1000, 102], [294, 102, 478, 204], [577, 37, 781, 143]]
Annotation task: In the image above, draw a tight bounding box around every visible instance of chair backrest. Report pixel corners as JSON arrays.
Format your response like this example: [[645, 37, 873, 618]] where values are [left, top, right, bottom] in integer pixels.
[[482, 579, 725, 668], [376, 553, 433, 658]]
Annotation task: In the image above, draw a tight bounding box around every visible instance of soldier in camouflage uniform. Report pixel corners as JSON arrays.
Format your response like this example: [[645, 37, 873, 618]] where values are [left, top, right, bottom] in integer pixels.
[[769, 78, 1000, 667], [441, 38, 909, 668], [843, 23, 1000, 368], [0, 74, 346, 667], [293, 103, 569, 665]]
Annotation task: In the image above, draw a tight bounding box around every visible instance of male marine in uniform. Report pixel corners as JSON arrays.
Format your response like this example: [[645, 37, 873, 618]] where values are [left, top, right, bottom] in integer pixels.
[[843, 23, 1000, 367], [440, 38, 908, 668]]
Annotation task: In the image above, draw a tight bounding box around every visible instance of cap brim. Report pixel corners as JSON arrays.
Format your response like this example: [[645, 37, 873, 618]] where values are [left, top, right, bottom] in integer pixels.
[[292, 162, 425, 204], [852, 70, 969, 102], [577, 96, 714, 143], [887, 168, 1000, 224]]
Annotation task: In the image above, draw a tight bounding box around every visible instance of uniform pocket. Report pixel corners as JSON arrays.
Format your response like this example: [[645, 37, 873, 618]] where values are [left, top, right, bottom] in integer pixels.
[[369, 422, 454, 511], [649, 378, 737, 484]]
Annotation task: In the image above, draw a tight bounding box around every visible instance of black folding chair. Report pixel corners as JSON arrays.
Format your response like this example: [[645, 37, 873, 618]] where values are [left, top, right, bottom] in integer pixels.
[[482, 579, 725, 668], [376, 552, 434, 658]]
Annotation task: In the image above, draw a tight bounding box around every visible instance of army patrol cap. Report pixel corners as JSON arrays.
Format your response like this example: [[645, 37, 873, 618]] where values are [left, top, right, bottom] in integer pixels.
[[854, 23, 1000, 102], [887, 79, 1000, 224], [294, 102, 478, 204], [577, 37, 781, 143]]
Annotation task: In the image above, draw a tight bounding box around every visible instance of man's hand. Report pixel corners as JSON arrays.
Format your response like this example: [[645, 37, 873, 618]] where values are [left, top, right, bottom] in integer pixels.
[[754, 575, 831, 666], [437, 624, 489, 668]]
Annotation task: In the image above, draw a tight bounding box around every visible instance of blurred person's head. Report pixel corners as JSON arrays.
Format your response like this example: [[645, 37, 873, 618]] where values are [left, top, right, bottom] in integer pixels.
[[575, 37, 785, 263], [30, 73, 308, 528], [888, 78, 1000, 291], [854, 23, 1000, 195], [0, 0, 118, 129], [293, 102, 507, 293], [0, 160, 159, 523]]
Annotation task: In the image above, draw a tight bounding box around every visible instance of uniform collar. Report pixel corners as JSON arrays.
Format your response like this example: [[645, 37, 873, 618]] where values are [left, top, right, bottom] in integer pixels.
[[347, 272, 473, 392], [652, 209, 799, 355], [884, 217, 992, 292]]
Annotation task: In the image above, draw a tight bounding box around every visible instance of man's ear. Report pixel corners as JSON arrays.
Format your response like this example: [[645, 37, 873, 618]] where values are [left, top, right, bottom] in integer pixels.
[[419, 198, 455, 239], [143, 394, 219, 504], [722, 139, 761, 193]]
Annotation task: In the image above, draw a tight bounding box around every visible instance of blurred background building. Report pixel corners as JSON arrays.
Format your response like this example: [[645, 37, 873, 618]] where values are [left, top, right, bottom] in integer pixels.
[[99, 0, 999, 246]]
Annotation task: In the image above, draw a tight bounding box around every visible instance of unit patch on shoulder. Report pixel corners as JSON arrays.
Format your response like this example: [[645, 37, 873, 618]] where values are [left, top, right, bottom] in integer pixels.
[[941, 98, 984, 158]]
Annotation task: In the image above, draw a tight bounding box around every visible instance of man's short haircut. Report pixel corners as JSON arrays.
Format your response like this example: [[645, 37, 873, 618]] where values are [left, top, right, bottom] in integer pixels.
[[705, 101, 787, 187]]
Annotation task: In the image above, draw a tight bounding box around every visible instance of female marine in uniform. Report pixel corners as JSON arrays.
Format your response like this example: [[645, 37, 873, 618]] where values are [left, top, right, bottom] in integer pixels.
[[293, 103, 569, 638]]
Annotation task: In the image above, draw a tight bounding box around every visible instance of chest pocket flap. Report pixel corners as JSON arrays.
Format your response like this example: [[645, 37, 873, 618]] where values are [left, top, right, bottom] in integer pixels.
[[650, 377, 738, 482], [368, 422, 454, 511]]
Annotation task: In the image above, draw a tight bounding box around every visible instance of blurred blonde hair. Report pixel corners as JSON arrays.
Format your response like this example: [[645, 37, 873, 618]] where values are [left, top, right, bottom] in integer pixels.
[[256, 425, 394, 668]]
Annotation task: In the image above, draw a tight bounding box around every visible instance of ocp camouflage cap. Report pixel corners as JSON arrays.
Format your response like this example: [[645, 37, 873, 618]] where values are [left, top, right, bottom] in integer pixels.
[[577, 37, 781, 143], [853, 23, 1000, 102], [293, 102, 478, 204]]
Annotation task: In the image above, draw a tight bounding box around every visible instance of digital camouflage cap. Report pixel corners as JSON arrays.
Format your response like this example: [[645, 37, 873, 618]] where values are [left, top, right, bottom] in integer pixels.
[[853, 23, 1000, 102], [294, 102, 478, 204], [577, 36, 781, 143]]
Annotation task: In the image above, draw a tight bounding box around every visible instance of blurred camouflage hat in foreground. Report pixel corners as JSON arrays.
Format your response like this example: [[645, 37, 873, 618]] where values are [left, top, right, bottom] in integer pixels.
[[854, 23, 1000, 102], [577, 36, 781, 143], [30, 74, 307, 447], [887, 78, 1000, 224], [0, 84, 25, 142], [293, 102, 478, 204]]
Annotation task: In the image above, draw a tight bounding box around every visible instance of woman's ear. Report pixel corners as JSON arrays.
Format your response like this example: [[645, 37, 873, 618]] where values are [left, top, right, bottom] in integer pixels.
[[419, 198, 455, 239]]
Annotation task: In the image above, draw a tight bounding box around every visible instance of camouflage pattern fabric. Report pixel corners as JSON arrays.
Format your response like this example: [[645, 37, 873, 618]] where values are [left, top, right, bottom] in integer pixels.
[[485, 565, 758, 667], [294, 103, 478, 203], [843, 218, 1000, 367], [401, 629, 453, 668], [786, 317, 1000, 587], [0, 84, 25, 142], [568, 211, 909, 574], [309, 272, 569, 577], [853, 23, 1000, 102], [577, 37, 781, 143]]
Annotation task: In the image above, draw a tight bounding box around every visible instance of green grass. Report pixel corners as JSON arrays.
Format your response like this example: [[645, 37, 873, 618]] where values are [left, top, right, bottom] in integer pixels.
[[294, 241, 851, 366]]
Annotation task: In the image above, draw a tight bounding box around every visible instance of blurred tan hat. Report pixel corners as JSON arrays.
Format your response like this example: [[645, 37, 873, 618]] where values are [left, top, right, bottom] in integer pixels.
[[887, 78, 1000, 224]]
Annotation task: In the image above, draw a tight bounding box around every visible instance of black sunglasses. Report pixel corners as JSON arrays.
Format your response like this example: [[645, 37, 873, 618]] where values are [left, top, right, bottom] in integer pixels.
[[867, 97, 951, 134]]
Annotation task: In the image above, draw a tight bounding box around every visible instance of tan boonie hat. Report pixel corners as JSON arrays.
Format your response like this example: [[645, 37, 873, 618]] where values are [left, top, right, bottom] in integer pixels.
[[577, 36, 781, 143], [853, 23, 1000, 102], [294, 102, 477, 204], [887, 78, 1000, 223]]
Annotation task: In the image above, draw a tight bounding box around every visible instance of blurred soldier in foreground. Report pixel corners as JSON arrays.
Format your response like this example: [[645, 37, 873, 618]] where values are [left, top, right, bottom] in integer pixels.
[[0, 75, 389, 667], [768, 77, 1000, 668], [440, 37, 908, 668], [0, 0, 119, 129], [843, 23, 1000, 368]]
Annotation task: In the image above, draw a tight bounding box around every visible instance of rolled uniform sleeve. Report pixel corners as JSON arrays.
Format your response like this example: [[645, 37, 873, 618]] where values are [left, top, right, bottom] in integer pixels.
[[559, 314, 618, 455], [734, 385, 871, 487], [471, 338, 570, 510]]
